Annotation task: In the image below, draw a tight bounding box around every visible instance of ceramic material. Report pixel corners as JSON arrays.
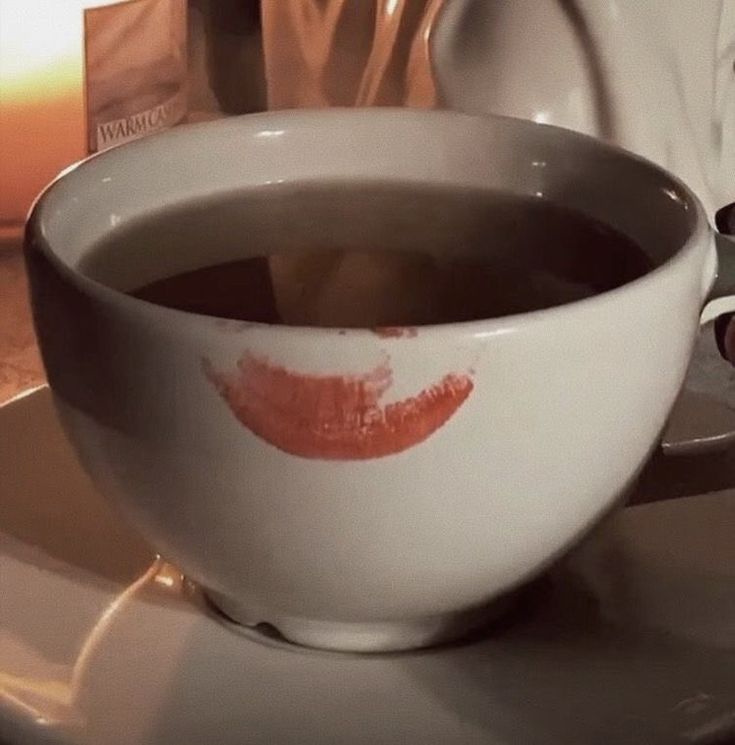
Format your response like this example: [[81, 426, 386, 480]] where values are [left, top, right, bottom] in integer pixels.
[[23, 109, 733, 652], [253, 0, 735, 214], [2, 388, 735, 745], [433, 0, 735, 217]]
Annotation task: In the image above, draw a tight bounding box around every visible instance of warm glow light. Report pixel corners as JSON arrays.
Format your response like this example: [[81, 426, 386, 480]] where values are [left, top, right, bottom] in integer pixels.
[[1, 2, 82, 97], [0, 1, 122, 94], [0, 1, 101, 231]]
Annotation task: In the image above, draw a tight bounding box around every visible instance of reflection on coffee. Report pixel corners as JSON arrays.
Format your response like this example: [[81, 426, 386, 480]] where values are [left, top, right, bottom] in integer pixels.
[[82, 182, 653, 327]]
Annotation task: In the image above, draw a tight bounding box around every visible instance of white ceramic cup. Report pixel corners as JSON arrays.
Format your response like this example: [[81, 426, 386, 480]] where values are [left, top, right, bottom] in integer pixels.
[[25, 110, 735, 652]]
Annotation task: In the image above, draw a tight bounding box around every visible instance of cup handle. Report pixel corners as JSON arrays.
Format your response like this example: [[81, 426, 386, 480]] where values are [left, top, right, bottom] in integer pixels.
[[713, 202, 735, 361], [631, 209, 735, 504]]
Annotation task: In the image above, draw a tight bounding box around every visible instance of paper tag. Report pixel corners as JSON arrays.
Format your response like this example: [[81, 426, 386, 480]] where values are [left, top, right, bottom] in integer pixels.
[[84, 0, 187, 154]]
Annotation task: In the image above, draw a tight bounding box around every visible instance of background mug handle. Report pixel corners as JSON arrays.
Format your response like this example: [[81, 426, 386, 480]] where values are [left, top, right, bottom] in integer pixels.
[[713, 203, 735, 363], [632, 206, 735, 504]]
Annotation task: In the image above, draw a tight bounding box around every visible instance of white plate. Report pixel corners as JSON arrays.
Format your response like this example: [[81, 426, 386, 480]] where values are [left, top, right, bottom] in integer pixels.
[[1, 388, 735, 745]]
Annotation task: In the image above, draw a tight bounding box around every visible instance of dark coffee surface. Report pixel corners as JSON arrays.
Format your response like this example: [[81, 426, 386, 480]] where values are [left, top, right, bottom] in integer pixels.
[[83, 182, 653, 327]]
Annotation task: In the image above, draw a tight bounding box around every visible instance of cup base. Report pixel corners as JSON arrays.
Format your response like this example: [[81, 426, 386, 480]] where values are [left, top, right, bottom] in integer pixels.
[[205, 590, 517, 653]]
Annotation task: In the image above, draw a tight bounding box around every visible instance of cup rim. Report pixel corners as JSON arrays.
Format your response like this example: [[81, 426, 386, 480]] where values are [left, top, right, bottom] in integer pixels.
[[26, 108, 712, 338]]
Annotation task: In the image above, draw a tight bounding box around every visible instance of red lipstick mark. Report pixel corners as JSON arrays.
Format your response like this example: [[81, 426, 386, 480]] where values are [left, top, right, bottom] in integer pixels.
[[372, 326, 419, 339], [203, 354, 473, 460]]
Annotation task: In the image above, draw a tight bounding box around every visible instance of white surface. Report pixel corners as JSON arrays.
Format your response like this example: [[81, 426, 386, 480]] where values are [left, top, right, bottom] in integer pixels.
[[24, 110, 718, 650], [1, 388, 735, 745], [433, 0, 735, 217]]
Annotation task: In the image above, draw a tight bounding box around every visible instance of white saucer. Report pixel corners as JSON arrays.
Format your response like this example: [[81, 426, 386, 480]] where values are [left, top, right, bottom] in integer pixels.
[[2, 388, 735, 745]]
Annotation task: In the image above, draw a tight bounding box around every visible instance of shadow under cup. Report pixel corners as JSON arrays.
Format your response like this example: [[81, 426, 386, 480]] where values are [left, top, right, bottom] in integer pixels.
[[24, 110, 712, 652]]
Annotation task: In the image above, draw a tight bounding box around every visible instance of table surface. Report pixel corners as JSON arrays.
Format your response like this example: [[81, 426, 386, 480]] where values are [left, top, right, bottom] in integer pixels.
[[0, 240, 44, 405]]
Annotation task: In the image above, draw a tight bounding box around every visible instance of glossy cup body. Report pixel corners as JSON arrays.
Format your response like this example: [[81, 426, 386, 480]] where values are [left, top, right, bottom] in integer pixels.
[[26, 110, 714, 651]]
